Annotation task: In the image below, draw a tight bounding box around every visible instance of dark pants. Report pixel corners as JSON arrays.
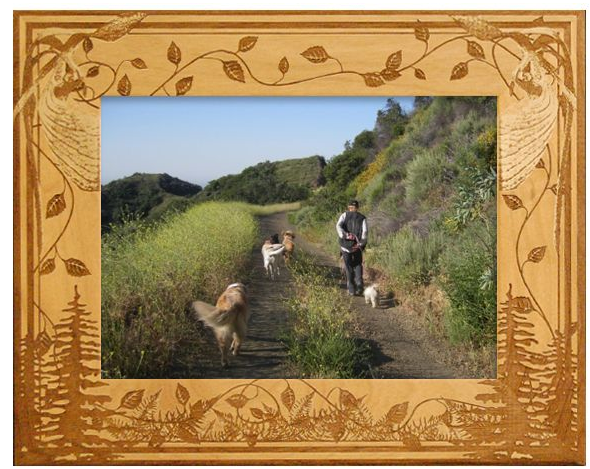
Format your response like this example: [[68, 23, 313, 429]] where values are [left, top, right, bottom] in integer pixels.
[[342, 250, 363, 294]]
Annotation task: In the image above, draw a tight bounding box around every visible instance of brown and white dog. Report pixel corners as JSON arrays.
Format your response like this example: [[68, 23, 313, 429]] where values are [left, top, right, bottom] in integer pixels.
[[281, 231, 296, 265], [191, 283, 249, 367]]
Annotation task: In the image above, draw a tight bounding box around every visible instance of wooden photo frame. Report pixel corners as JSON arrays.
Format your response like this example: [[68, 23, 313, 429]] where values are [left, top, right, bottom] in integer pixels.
[[14, 10, 585, 464]]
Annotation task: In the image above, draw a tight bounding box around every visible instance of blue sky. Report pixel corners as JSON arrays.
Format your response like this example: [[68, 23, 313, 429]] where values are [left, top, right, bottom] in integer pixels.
[[101, 96, 415, 187]]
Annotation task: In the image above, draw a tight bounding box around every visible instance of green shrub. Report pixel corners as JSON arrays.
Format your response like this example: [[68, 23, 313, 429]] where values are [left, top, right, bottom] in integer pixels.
[[404, 148, 453, 205], [284, 254, 370, 378], [289, 205, 317, 226], [369, 226, 445, 288], [438, 232, 496, 345], [200, 161, 310, 205]]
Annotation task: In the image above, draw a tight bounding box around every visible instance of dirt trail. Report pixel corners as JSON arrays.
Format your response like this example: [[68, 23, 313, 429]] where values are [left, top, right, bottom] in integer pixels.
[[193, 212, 298, 378], [195, 211, 458, 379]]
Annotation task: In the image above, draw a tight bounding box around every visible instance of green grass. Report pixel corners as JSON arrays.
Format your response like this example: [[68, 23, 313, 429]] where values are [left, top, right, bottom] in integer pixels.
[[283, 253, 370, 378], [248, 201, 301, 215], [438, 227, 496, 345], [367, 226, 445, 289], [404, 148, 453, 207], [274, 155, 325, 187]]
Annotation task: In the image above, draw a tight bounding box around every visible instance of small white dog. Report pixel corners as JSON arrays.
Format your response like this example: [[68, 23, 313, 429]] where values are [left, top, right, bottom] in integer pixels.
[[364, 284, 379, 308], [261, 239, 285, 280]]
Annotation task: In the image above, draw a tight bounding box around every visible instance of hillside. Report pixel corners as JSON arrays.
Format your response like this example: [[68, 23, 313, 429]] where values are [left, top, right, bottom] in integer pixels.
[[274, 155, 326, 187], [291, 97, 497, 362], [101, 173, 202, 231], [199, 155, 326, 205]]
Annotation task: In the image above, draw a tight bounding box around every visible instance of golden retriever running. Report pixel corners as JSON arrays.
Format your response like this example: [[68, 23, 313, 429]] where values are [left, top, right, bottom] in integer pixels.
[[281, 230, 296, 265], [191, 283, 249, 367]]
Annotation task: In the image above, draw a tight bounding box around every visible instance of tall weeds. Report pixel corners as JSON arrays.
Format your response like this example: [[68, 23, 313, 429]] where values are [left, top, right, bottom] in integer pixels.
[[284, 253, 370, 378], [101, 201, 258, 378]]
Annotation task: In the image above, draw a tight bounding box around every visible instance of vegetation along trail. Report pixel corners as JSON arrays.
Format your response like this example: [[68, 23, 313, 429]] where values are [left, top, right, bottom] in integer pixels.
[[195, 211, 299, 378], [285, 214, 458, 379]]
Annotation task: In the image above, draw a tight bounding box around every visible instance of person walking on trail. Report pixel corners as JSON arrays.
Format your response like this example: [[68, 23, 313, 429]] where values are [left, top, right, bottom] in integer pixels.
[[336, 200, 368, 296]]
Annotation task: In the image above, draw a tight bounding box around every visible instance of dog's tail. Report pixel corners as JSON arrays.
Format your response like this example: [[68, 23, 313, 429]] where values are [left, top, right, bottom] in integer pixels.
[[191, 301, 238, 329]]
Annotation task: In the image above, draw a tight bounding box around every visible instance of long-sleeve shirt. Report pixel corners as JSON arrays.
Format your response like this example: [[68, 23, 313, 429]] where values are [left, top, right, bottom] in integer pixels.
[[336, 212, 368, 253]]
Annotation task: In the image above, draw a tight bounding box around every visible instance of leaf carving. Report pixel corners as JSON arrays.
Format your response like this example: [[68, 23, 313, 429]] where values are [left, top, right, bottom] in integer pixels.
[[281, 385, 295, 411], [381, 68, 401, 81], [119, 389, 145, 409], [511, 295, 534, 313], [167, 41, 181, 65], [414, 23, 430, 42], [279, 56, 289, 74], [301, 46, 329, 64], [46, 193, 66, 218], [223, 61, 245, 82], [250, 408, 264, 419], [226, 394, 248, 409], [528, 246, 547, 263], [176, 383, 190, 405], [117, 74, 131, 96], [35, 330, 53, 356], [450, 62, 469, 80], [502, 194, 524, 210], [386, 50, 402, 70], [63, 258, 91, 276], [414, 68, 426, 80], [175, 76, 193, 96], [385, 401, 409, 425], [363, 73, 385, 87], [86, 66, 100, 78], [39, 258, 56, 275], [467, 41, 485, 59], [92, 12, 147, 42], [83, 37, 93, 53], [190, 400, 207, 420], [339, 389, 357, 409], [131, 58, 147, 69], [238, 36, 258, 52]]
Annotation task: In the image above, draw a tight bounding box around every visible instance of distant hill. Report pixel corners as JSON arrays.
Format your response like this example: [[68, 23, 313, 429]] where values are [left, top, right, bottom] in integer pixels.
[[101, 173, 202, 231], [274, 155, 326, 188], [199, 155, 326, 205]]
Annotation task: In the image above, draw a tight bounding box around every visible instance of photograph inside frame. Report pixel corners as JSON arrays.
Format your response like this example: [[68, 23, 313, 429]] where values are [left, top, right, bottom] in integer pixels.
[[100, 95, 498, 380]]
